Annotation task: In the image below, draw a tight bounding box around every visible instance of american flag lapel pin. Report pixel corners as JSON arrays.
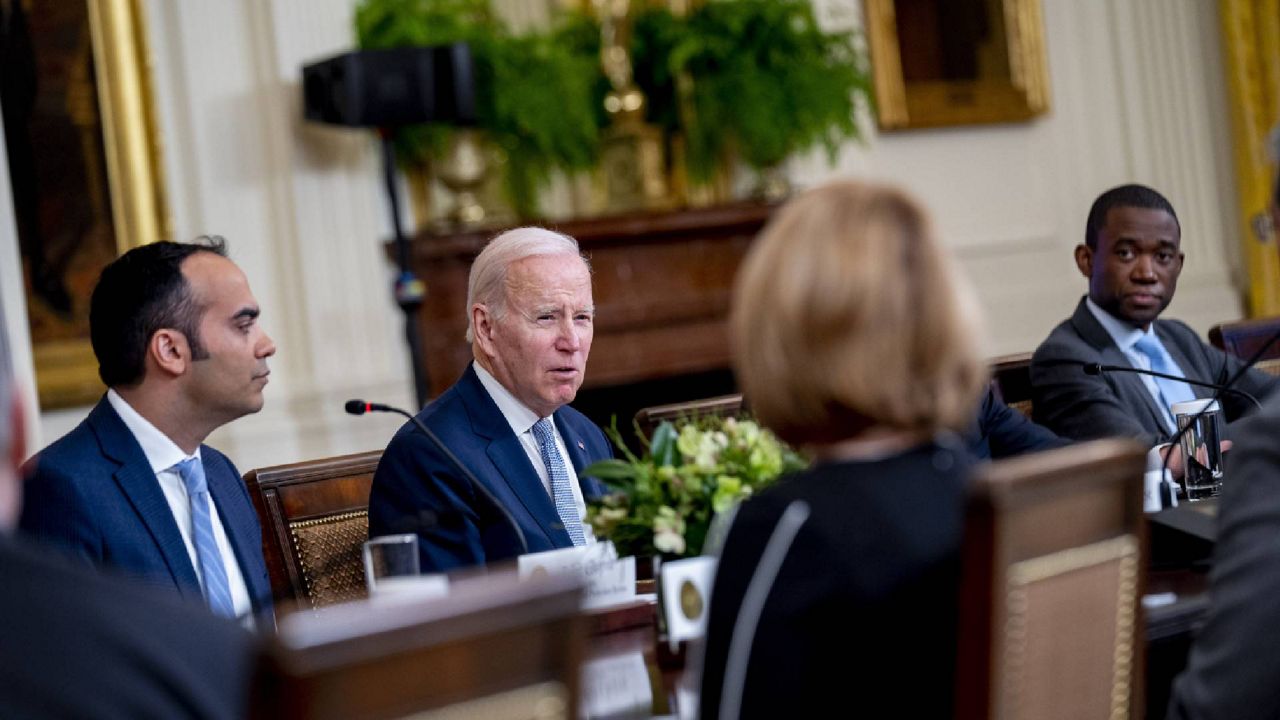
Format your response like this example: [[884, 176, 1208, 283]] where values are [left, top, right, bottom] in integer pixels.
[[577, 440, 585, 450]]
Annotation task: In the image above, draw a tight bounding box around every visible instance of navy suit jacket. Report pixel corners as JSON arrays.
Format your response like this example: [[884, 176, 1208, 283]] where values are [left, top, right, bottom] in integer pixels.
[[966, 386, 1069, 460], [19, 397, 272, 617], [1031, 298, 1280, 447], [368, 365, 612, 573]]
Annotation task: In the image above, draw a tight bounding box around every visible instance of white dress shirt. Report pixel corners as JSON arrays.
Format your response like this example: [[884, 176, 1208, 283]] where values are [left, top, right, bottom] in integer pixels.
[[473, 362, 596, 543], [106, 390, 254, 620], [1085, 297, 1187, 432]]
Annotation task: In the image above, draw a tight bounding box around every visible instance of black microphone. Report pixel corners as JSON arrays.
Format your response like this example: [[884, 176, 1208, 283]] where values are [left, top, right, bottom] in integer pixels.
[[346, 398, 528, 555], [1082, 363, 1262, 409]]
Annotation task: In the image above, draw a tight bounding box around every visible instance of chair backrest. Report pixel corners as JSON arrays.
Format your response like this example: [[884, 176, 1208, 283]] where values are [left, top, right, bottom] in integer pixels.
[[1258, 358, 1280, 377], [991, 352, 1035, 418], [252, 573, 587, 720], [633, 394, 745, 436], [1208, 316, 1280, 361], [955, 439, 1148, 720], [244, 451, 381, 609]]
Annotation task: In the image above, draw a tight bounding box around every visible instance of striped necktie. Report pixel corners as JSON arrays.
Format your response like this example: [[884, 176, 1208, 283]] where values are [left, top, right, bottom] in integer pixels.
[[173, 458, 236, 618], [531, 418, 586, 546]]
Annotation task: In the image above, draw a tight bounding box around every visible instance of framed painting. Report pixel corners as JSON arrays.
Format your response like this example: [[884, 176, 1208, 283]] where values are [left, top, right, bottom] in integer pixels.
[[2, 0, 168, 408], [863, 0, 1050, 130]]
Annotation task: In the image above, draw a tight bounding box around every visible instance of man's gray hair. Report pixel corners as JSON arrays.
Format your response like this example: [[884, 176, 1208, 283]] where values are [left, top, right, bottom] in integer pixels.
[[465, 226, 588, 343]]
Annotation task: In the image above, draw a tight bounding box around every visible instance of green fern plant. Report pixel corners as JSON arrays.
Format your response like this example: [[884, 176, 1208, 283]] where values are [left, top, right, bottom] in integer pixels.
[[633, 0, 870, 185], [354, 0, 604, 217]]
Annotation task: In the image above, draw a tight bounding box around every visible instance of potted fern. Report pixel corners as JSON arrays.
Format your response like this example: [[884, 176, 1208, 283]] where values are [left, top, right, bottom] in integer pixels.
[[354, 0, 604, 218]]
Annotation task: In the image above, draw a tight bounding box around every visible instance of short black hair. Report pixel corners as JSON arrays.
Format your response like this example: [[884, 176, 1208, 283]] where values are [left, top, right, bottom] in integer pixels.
[[1084, 184, 1180, 249], [89, 237, 228, 388]]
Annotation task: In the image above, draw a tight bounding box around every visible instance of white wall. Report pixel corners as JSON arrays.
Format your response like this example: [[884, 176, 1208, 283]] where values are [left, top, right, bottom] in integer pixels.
[[3, 0, 1246, 470]]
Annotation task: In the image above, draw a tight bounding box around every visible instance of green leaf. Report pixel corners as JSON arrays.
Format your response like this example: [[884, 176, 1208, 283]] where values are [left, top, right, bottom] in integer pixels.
[[649, 421, 680, 467], [580, 458, 640, 481]]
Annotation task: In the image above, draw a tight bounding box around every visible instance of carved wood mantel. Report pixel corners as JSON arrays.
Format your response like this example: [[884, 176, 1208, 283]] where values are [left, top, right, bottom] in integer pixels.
[[400, 201, 776, 398]]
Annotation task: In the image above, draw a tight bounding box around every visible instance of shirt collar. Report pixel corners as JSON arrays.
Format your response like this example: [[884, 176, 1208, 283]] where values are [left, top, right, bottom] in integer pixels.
[[472, 361, 546, 436], [106, 389, 200, 474], [1084, 296, 1158, 353]]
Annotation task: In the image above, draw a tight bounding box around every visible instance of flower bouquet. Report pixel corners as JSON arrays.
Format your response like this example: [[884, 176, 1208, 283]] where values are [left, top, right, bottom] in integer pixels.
[[584, 416, 807, 559]]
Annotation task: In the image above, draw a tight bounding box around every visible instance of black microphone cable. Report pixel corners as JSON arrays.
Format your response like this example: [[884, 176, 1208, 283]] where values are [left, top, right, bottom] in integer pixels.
[[346, 398, 529, 555]]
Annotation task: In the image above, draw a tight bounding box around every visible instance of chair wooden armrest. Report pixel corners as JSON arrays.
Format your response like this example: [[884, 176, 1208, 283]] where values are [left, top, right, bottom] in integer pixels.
[[991, 352, 1034, 418], [244, 451, 382, 609], [1209, 316, 1280, 360], [633, 394, 745, 436]]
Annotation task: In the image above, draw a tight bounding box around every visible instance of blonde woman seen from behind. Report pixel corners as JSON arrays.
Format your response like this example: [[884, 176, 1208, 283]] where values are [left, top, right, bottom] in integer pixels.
[[700, 180, 987, 719]]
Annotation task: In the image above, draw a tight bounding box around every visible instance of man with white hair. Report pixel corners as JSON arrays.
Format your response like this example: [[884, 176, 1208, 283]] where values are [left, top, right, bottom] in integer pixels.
[[368, 227, 613, 573]]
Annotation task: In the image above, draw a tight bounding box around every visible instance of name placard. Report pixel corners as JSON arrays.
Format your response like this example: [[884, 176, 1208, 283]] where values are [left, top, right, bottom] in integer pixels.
[[518, 542, 637, 609], [579, 651, 652, 719]]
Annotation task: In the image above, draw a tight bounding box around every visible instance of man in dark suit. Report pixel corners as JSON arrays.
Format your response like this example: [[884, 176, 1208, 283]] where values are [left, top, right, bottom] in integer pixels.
[[1165, 392, 1280, 720], [20, 238, 276, 623], [1031, 184, 1278, 447], [369, 227, 612, 573], [0, 292, 259, 719]]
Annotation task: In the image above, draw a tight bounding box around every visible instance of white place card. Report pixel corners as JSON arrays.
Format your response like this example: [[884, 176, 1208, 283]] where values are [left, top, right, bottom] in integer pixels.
[[518, 542, 637, 609], [579, 651, 652, 720]]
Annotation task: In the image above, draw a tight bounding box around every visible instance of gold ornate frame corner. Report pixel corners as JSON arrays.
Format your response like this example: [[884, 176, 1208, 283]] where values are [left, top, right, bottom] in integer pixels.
[[864, 0, 1051, 131], [31, 0, 169, 409]]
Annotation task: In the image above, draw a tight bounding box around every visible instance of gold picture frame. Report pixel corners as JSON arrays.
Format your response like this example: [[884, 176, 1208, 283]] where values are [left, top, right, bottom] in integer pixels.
[[863, 0, 1050, 130], [8, 0, 169, 409]]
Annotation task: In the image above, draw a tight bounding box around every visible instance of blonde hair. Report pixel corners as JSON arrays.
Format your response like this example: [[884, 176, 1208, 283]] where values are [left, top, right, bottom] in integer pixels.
[[731, 180, 986, 446], [465, 226, 587, 342]]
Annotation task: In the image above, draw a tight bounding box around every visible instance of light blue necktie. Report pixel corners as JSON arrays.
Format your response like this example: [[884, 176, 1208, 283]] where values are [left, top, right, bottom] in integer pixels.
[[174, 458, 236, 618], [1133, 334, 1197, 432], [531, 418, 586, 546]]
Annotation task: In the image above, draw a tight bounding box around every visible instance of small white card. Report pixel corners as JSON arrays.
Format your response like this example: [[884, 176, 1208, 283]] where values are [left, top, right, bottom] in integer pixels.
[[518, 542, 637, 609], [660, 556, 717, 644], [579, 651, 652, 719]]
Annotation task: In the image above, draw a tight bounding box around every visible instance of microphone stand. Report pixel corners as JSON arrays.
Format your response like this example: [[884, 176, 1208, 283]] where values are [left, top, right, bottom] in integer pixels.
[[1084, 363, 1262, 409], [379, 129, 430, 409], [347, 400, 528, 555]]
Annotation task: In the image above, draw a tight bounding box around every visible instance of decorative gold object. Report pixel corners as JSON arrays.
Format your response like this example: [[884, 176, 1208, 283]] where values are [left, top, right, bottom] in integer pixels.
[[434, 129, 491, 229], [864, 0, 1050, 130], [594, 0, 672, 213], [678, 579, 703, 621], [404, 162, 434, 232]]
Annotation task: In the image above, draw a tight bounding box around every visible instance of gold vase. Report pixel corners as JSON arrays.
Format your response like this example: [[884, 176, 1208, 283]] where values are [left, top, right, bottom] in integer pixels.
[[434, 129, 490, 229]]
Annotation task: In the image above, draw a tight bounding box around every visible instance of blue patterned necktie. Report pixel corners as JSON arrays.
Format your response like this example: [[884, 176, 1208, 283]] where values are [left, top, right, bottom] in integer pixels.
[[531, 418, 586, 546], [174, 458, 236, 618], [1133, 334, 1197, 433]]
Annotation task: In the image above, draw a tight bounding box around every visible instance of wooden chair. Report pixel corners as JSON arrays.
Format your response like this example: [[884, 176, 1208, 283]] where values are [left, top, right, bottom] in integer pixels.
[[1208, 316, 1280, 362], [633, 394, 745, 436], [244, 451, 381, 609], [252, 573, 588, 720], [991, 352, 1035, 418], [955, 439, 1148, 720]]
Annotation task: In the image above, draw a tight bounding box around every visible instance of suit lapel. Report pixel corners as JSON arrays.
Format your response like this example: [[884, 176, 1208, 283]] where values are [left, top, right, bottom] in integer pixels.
[[458, 367, 566, 547], [1071, 300, 1176, 432], [89, 400, 202, 601]]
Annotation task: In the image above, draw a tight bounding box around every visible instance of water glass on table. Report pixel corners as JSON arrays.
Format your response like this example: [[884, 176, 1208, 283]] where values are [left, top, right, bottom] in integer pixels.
[[1171, 398, 1224, 501]]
